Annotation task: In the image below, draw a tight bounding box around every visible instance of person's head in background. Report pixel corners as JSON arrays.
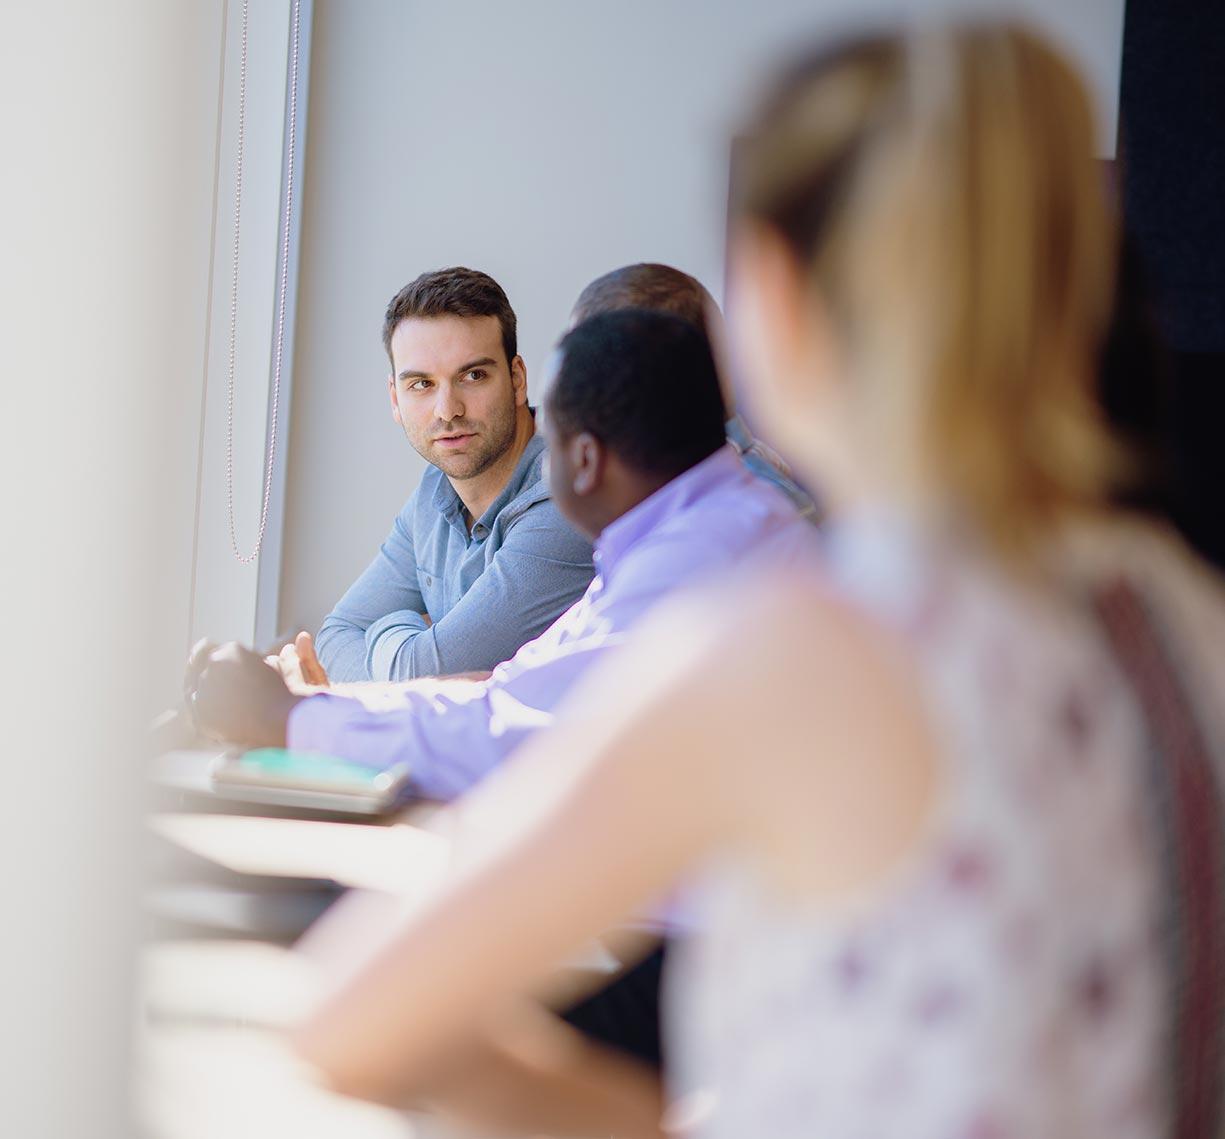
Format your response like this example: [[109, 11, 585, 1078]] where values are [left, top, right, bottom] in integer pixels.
[[570, 262, 716, 333], [543, 309, 728, 540], [731, 23, 1122, 558], [570, 261, 822, 523], [568, 262, 739, 404], [383, 267, 533, 488]]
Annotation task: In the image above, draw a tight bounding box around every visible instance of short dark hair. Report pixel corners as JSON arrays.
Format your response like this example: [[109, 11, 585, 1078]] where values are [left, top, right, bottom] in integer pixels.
[[570, 263, 717, 333], [547, 310, 728, 480], [382, 267, 517, 367]]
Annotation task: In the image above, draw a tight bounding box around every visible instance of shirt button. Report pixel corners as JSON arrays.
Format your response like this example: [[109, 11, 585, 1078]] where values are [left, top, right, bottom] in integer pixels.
[[473, 525, 486, 539]]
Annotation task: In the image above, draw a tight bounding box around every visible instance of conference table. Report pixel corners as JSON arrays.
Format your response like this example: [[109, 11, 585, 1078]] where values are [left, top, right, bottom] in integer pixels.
[[139, 749, 619, 1139]]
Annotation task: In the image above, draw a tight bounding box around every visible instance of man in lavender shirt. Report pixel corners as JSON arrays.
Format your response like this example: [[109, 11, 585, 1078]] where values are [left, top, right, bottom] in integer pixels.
[[569, 262, 819, 523], [189, 309, 810, 799], [187, 307, 812, 1069]]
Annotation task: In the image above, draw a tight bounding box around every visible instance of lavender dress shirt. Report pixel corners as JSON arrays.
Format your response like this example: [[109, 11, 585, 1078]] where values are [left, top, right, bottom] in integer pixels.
[[288, 445, 814, 800]]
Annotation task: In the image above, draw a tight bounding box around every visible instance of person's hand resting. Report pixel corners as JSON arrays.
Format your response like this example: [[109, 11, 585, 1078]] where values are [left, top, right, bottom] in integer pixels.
[[266, 630, 330, 692], [185, 639, 305, 748]]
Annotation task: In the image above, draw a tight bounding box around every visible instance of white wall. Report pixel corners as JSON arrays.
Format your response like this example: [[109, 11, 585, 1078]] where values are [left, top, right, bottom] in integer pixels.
[[278, 0, 1124, 634]]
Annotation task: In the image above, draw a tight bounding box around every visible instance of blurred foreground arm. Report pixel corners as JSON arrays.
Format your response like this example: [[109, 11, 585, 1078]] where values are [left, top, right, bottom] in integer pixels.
[[417, 1000, 666, 1138], [293, 576, 937, 1125]]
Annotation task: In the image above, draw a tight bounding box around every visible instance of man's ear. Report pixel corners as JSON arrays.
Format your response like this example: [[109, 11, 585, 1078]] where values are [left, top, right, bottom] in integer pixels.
[[570, 431, 604, 496], [388, 375, 402, 425], [510, 355, 528, 406]]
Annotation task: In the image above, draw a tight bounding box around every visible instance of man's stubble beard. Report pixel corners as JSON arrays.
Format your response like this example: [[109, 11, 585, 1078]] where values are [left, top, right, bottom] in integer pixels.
[[409, 395, 519, 482]]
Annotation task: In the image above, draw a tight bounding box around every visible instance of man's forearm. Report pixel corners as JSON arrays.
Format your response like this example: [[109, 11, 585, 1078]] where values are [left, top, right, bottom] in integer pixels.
[[365, 609, 434, 681], [314, 618, 376, 683], [287, 681, 530, 799]]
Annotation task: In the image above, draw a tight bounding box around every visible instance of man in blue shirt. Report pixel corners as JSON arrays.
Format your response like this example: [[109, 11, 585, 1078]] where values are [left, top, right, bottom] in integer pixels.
[[311, 267, 595, 682], [294, 262, 810, 688]]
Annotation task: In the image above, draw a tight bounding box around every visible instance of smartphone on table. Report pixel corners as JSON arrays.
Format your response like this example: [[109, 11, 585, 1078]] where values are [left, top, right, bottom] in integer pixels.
[[209, 748, 411, 816]]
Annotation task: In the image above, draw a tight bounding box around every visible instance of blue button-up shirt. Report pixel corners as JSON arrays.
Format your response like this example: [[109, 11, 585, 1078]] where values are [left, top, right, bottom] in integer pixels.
[[315, 433, 595, 682], [726, 413, 820, 522], [290, 445, 816, 799]]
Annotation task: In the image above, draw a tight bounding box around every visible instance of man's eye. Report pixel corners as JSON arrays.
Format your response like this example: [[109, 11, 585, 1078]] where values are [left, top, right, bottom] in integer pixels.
[[408, 379, 431, 392], [465, 369, 486, 382]]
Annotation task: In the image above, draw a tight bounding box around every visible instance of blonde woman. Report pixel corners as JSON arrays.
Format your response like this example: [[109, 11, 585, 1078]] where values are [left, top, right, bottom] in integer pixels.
[[296, 23, 1225, 1138]]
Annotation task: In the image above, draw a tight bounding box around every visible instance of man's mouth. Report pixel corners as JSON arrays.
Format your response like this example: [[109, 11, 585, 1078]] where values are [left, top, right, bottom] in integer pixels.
[[434, 432, 476, 447]]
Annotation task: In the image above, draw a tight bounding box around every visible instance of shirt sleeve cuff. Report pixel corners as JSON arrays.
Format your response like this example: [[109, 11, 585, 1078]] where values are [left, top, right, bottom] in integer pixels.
[[286, 692, 414, 776], [287, 694, 361, 760], [365, 609, 431, 680]]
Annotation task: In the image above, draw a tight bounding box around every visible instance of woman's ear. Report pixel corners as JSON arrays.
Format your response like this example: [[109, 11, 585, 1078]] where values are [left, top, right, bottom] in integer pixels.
[[729, 220, 839, 427], [729, 221, 812, 397], [570, 432, 604, 496]]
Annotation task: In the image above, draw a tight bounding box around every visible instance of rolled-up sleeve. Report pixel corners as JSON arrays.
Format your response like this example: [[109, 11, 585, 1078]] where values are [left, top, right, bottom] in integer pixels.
[[364, 499, 592, 681]]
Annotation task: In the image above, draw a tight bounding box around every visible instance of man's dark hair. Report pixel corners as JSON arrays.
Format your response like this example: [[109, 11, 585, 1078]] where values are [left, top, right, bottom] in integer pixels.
[[547, 310, 728, 480], [570, 263, 717, 333], [382, 267, 517, 367]]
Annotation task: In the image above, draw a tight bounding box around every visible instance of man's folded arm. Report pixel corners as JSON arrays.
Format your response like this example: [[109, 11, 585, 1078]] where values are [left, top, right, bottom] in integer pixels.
[[316, 507, 427, 682], [365, 502, 593, 682]]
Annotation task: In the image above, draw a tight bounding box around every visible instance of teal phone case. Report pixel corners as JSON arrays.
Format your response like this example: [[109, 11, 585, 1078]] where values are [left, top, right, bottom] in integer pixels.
[[238, 747, 390, 788]]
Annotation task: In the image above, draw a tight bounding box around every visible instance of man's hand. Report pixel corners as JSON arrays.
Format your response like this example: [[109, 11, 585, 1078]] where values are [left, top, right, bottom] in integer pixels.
[[267, 630, 331, 692], [185, 639, 304, 748]]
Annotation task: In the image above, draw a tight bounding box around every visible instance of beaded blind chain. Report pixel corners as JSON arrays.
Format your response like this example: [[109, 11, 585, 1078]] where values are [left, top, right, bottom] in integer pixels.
[[225, 0, 302, 564]]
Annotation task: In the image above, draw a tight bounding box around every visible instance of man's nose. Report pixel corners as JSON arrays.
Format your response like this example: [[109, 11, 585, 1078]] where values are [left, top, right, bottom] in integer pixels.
[[433, 382, 464, 423]]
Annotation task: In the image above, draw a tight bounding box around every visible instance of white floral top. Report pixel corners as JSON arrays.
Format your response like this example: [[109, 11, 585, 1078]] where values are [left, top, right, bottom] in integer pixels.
[[668, 513, 1225, 1139]]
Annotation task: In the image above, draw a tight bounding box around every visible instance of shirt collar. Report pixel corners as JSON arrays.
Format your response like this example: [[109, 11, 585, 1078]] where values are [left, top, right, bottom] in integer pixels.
[[725, 412, 754, 453], [430, 425, 546, 532], [594, 445, 743, 572]]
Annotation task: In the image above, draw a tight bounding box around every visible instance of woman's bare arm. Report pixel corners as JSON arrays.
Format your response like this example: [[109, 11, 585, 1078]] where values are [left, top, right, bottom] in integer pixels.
[[420, 1001, 666, 1138], [294, 576, 937, 1111]]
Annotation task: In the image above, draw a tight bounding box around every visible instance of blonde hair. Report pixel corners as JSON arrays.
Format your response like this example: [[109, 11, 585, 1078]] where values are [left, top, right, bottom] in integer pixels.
[[739, 23, 1124, 556]]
